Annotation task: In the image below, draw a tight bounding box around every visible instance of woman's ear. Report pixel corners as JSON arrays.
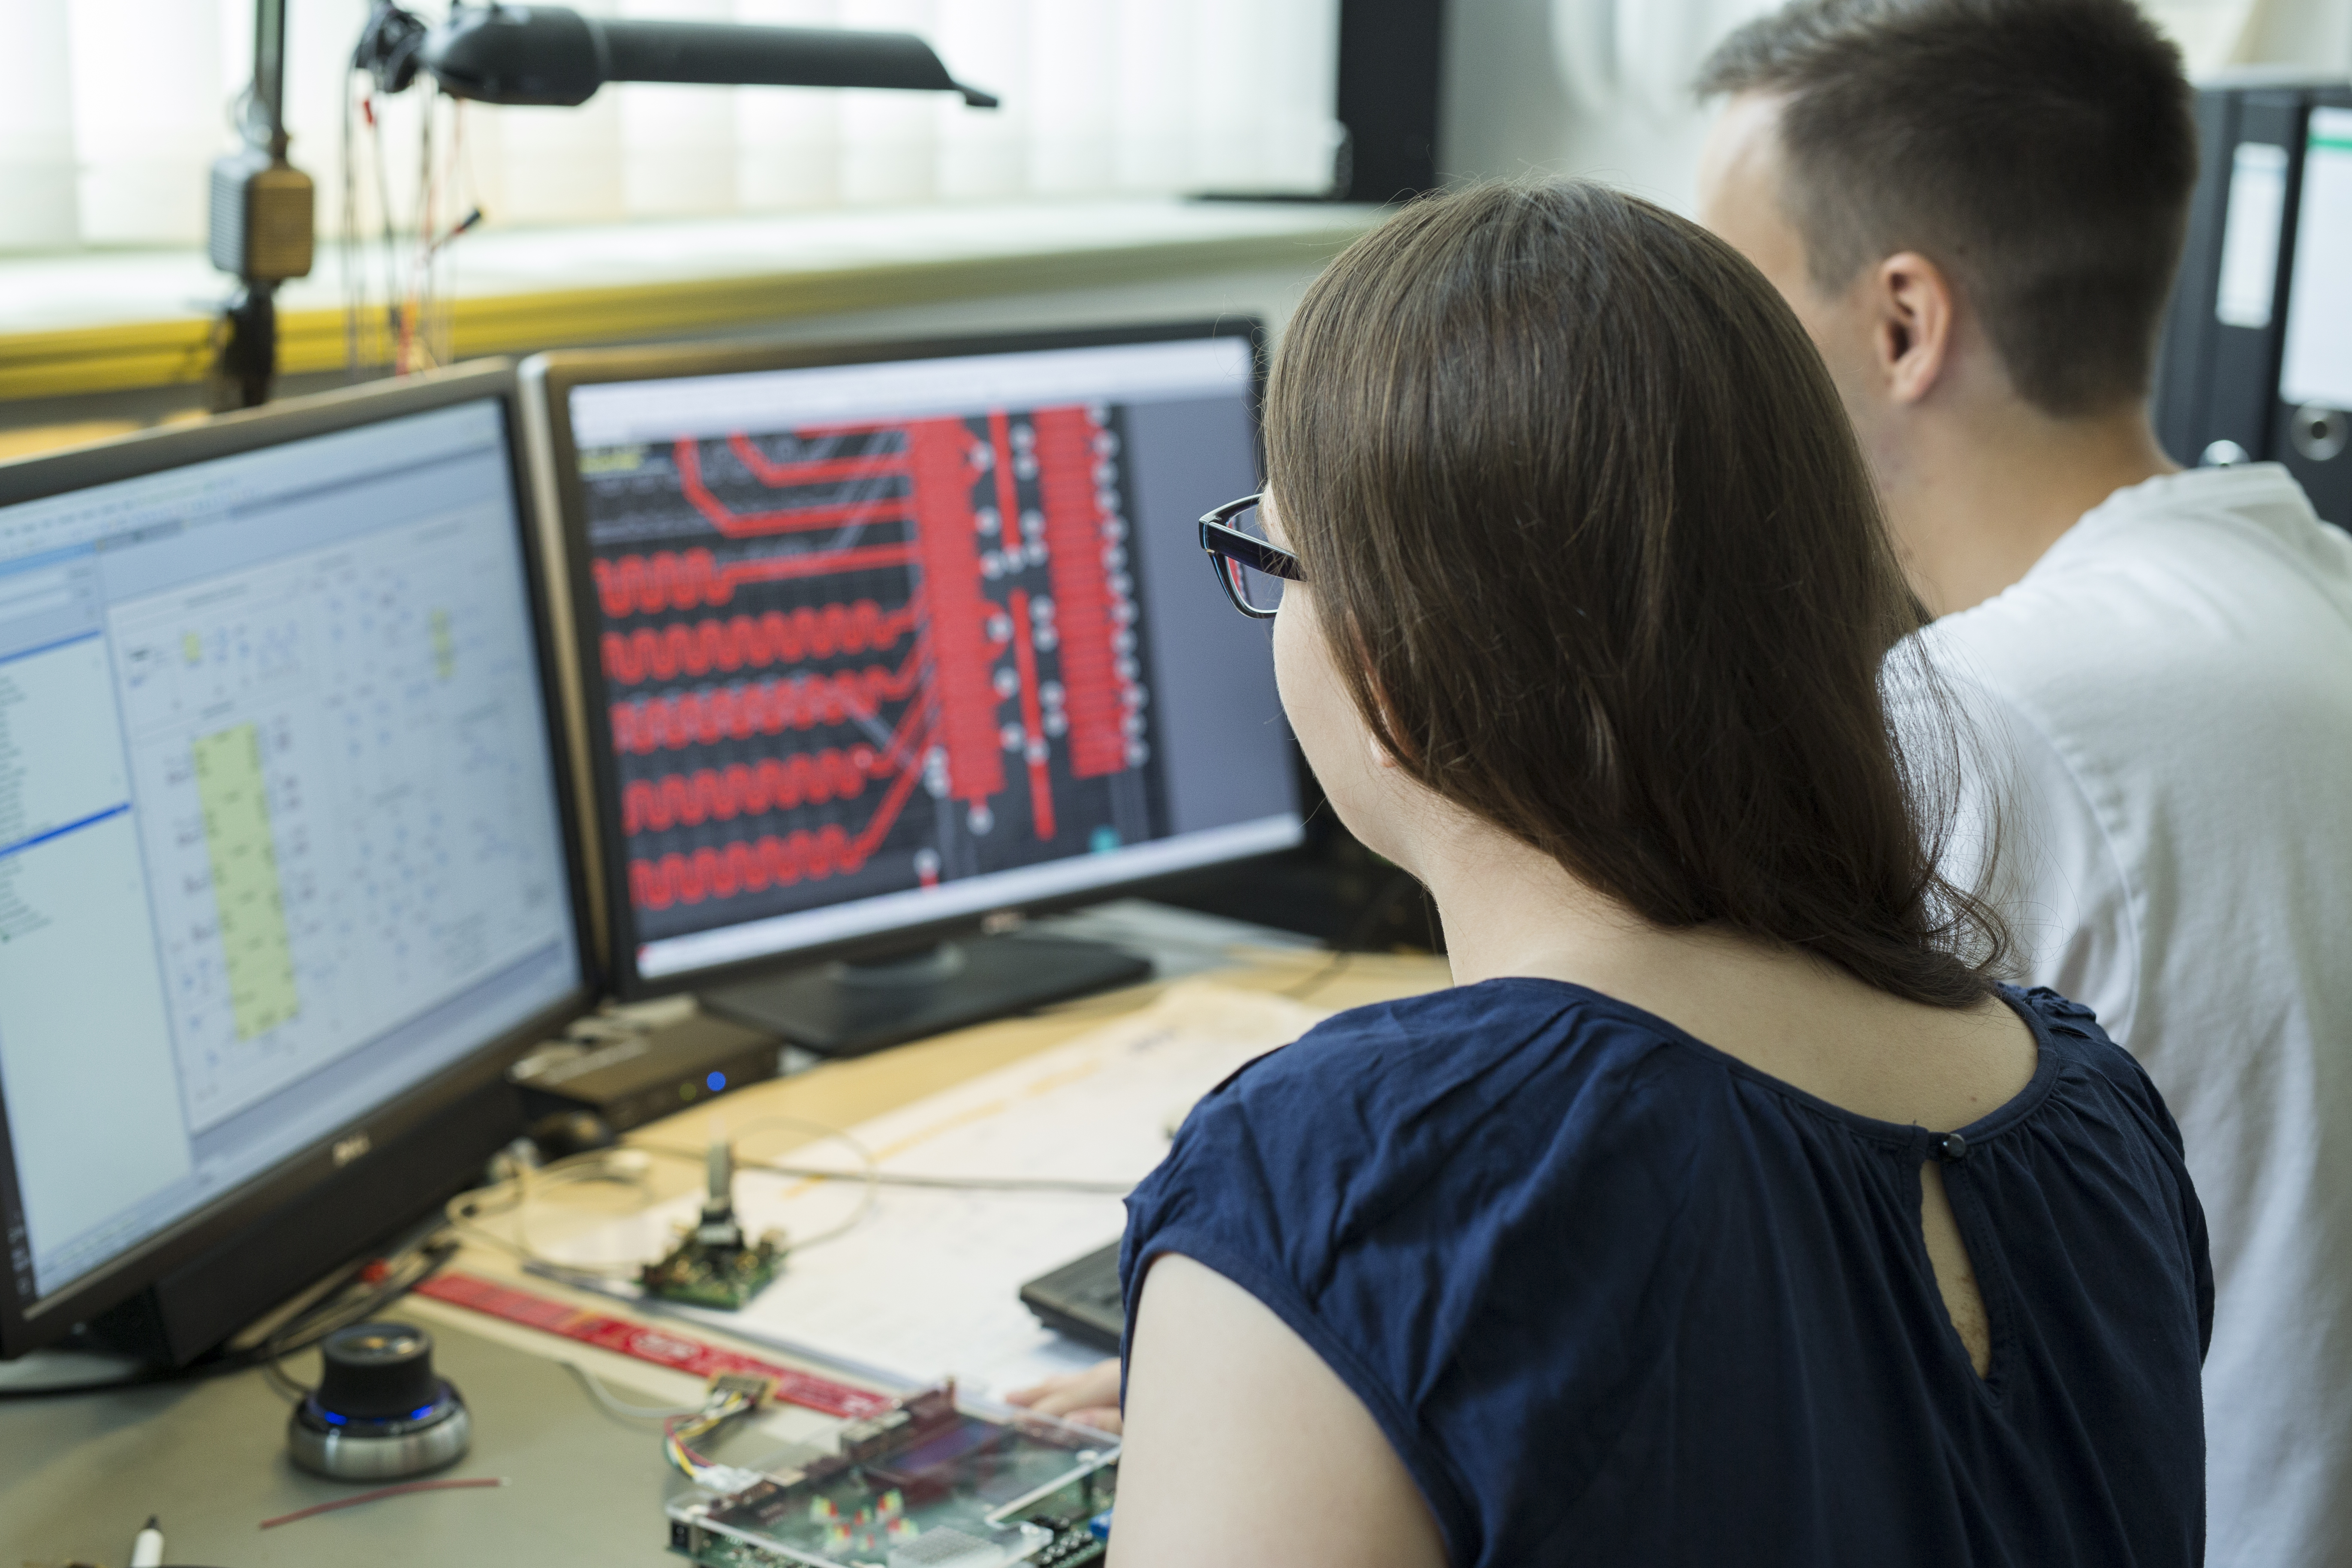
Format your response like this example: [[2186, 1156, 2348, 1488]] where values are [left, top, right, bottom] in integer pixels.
[[1359, 667, 1413, 772]]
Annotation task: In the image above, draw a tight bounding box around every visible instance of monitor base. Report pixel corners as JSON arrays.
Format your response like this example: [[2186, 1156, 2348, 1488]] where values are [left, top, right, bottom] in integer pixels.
[[698, 934, 1152, 1059]]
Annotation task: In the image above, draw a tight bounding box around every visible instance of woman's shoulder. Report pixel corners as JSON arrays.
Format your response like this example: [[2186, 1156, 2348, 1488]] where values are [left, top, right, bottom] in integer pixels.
[[2001, 983, 2191, 1156], [1215, 975, 1708, 1121], [1142, 978, 2184, 1228], [1133, 979, 1735, 1244]]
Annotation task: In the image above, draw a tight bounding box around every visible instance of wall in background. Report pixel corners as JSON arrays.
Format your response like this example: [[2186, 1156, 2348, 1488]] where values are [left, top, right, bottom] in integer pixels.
[[1440, 0, 2352, 212]]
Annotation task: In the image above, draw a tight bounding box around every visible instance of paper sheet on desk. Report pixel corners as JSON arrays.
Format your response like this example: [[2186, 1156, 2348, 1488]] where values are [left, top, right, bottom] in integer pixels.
[[539, 981, 1331, 1397]]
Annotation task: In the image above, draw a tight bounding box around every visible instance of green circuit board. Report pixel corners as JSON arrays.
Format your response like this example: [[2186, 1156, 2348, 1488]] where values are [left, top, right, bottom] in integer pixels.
[[641, 1232, 782, 1309], [666, 1386, 1117, 1568]]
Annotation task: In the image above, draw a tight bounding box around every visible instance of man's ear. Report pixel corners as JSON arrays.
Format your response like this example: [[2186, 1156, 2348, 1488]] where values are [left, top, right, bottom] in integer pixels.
[[1865, 250, 1957, 405]]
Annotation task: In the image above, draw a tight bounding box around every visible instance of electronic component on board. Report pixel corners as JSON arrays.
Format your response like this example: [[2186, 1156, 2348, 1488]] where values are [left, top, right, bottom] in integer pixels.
[[641, 1140, 783, 1309], [664, 1381, 1119, 1568]]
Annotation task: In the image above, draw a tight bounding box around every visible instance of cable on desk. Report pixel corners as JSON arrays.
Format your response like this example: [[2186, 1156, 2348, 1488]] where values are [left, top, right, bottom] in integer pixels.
[[748, 1161, 1131, 1197], [257, 1475, 508, 1530], [629, 1120, 1131, 1196], [0, 1232, 460, 1402], [1283, 866, 1434, 1002], [0, 1363, 185, 1400], [561, 1358, 703, 1421], [242, 1232, 463, 1399], [1281, 948, 1354, 1000], [442, 1148, 662, 1279], [663, 1381, 764, 1485], [688, 1114, 882, 1251], [440, 1118, 887, 1279]]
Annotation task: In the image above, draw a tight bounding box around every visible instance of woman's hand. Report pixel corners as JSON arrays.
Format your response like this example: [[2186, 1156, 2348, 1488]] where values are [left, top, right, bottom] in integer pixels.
[[1005, 1357, 1123, 1435]]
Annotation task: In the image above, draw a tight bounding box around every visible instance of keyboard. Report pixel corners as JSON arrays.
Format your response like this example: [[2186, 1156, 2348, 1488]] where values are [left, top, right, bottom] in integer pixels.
[[1019, 1242, 1125, 1354]]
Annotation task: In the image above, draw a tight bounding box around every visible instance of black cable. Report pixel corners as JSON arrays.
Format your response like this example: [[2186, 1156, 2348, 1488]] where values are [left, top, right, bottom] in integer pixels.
[[0, 1235, 459, 1402], [249, 1235, 462, 1397], [1284, 866, 1431, 1001], [0, 1365, 186, 1400]]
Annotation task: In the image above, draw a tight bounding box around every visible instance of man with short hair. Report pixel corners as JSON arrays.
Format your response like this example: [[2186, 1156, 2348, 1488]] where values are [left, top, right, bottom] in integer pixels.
[[1697, 3, 2352, 1562]]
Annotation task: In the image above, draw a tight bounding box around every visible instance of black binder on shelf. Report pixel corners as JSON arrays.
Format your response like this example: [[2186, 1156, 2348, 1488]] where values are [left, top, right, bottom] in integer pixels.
[[2271, 87, 2352, 528], [2151, 84, 2240, 463], [2152, 77, 2352, 530]]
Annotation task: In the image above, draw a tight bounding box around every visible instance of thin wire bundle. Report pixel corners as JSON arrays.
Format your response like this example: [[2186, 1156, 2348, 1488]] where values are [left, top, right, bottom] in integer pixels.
[[440, 1120, 892, 1283], [632, 1116, 1129, 1198], [442, 1148, 665, 1280], [662, 1383, 764, 1487], [341, 59, 480, 379]]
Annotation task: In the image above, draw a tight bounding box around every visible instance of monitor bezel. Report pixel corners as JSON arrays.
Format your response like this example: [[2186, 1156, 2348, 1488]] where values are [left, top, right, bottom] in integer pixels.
[[0, 360, 600, 1358], [522, 318, 1286, 1000]]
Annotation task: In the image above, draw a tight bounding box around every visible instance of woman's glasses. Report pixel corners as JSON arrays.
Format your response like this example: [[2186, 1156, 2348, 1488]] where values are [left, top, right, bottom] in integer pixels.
[[1198, 493, 1304, 620]]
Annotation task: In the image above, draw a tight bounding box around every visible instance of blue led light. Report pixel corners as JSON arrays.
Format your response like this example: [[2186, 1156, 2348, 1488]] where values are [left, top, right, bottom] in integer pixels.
[[321, 1410, 347, 1425], [411, 1404, 436, 1420], [706, 1071, 725, 1092]]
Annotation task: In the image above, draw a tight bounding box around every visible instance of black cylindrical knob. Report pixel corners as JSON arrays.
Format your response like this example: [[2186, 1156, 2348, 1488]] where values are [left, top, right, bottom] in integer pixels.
[[316, 1321, 442, 1420]]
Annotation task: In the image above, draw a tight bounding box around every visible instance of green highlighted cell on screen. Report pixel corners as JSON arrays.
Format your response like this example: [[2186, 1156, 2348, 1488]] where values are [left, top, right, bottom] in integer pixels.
[[193, 722, 299, 1040]]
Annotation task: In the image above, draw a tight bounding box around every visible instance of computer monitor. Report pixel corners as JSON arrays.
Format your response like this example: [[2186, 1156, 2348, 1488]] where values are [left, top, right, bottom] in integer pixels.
[[523, 321, 1303, 1052], [0, 362, 593, 1362]]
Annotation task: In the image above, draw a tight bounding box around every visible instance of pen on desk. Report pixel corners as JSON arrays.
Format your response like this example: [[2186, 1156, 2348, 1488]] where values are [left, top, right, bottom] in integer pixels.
[[129, 1515, 163, 1568]]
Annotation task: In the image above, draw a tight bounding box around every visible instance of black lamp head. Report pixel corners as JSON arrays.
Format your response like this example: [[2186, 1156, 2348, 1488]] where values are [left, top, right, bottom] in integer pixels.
[[406, 5, 998, 108], [354, 1, 432, 96]]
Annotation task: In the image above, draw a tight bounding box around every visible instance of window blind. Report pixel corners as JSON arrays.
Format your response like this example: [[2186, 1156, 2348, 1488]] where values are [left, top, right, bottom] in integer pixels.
[[3, 0, 1343, 254]]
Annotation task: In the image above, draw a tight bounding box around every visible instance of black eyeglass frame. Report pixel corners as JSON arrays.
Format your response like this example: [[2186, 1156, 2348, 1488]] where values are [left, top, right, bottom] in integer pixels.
[[1198, 493, 1304, 620]]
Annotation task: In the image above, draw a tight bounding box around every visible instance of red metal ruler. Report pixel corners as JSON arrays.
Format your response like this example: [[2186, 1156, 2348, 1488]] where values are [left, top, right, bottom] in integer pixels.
[[415, 1270, 896, 1420]]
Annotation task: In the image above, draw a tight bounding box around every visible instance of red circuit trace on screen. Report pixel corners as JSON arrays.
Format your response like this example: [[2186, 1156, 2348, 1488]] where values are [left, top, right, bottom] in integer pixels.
[[598, 406, 1140, 914]]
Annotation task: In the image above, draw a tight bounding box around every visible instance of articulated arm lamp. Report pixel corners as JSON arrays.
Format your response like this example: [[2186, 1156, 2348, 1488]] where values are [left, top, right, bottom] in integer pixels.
[[209, 2, 996, 409], [357, 3, 996, 108]]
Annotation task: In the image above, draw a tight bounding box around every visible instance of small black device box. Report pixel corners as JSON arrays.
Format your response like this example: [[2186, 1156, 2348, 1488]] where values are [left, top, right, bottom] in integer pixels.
[[1019, 1241, 1126, 1354], [510, 1012, 781, 1134]]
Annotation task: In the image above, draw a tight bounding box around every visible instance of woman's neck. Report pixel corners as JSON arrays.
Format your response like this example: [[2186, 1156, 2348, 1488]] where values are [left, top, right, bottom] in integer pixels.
[[1406, 804, 2034, 1132], [1411, 809, 1661, 991]]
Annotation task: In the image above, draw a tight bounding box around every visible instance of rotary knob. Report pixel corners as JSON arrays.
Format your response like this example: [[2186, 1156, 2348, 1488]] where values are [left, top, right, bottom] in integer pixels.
[[317, 1322, 442, 1418], [289, 1320, 471, 1480]]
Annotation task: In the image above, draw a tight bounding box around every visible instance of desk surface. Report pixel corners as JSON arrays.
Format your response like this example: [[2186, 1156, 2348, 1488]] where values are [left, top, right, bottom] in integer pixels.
[[2, 948, 1449, 1568]]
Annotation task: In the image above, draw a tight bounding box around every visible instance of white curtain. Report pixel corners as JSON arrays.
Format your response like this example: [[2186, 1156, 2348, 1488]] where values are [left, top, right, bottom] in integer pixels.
[[1, 0, 1344, 253]]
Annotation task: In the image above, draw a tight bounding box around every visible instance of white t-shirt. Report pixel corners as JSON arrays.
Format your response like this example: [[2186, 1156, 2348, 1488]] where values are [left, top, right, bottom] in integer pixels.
[[1916, 463, 2352, 1568]]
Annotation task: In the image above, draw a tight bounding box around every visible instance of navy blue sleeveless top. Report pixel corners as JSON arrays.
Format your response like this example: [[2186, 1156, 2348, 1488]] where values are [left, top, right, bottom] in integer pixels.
[[1120, 981, 2211, 1568]]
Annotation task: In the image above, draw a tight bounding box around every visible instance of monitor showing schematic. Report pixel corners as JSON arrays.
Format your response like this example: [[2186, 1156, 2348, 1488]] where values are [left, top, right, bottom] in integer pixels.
[[552, 329, 1302, 984], [0, 398, 581, 1304]]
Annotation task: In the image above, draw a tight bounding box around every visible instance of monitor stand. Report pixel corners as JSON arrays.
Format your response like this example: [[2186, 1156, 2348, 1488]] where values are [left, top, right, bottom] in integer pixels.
[[698, 933, 1152, 1059]]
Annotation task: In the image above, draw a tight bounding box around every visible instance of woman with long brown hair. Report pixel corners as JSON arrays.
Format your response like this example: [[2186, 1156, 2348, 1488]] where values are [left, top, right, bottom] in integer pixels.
[[1032, 181, 2211, 1567]]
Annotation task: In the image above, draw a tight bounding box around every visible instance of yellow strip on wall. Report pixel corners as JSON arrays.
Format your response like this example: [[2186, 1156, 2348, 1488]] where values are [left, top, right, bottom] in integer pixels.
[[0, 227, 1367, 403]]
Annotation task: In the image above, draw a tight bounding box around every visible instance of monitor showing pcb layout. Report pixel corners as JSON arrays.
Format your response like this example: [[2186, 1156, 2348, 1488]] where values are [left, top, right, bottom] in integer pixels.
[[531, 324, 1302, 989], [0, 385, 583, 1315]]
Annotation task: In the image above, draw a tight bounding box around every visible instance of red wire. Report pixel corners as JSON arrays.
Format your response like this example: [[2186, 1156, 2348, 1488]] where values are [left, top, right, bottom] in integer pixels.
[[257, 1476, 506, 1530]]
